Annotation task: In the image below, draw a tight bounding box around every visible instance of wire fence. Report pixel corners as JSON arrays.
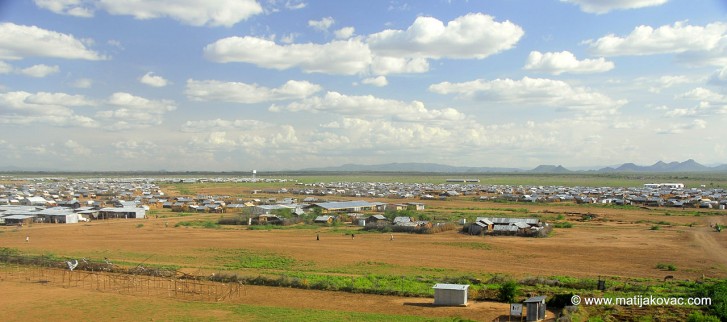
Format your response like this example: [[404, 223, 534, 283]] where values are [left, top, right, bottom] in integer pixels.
[[0, 262, 241, 302]]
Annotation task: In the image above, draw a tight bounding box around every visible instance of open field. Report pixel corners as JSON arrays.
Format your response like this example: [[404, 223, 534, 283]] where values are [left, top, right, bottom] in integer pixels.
[[1, 175, 727, 320], [2, 205, 726, 281]]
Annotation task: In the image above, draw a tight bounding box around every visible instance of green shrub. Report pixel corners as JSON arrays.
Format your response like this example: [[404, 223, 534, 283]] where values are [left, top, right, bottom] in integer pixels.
[[554, 222, 573, 228], [175, 220, 220, 229], [694, 280, 727, 320], [498, 280, 519, 303], [687, 311, 720, 322], [650, 225, 661, 230], [656, 263, 677, 271]]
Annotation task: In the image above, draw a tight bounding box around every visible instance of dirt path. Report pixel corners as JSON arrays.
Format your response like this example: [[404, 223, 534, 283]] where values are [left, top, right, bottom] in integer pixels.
[[690, 227, 727, 267]]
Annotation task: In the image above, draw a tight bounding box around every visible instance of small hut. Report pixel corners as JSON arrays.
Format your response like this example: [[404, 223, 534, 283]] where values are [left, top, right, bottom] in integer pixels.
[[524, 295, 547, 322], [432, 283, 469, 306]]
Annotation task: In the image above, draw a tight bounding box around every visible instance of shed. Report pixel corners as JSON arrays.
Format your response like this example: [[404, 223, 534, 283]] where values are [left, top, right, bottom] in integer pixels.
[[3, 214, 35, 226], [314, 215, 334, 224], [432, 283, 469, 306], [524, 295, 547, 322]]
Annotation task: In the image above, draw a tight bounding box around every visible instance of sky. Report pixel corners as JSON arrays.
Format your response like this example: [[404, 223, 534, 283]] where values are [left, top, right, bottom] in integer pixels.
[[0, 0, 726, 171]]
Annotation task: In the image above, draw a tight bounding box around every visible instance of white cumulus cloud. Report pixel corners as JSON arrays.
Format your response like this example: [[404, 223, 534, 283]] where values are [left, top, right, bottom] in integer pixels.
[[185, 79, 322, 103], [19, 64, 60, 78], [586, 21, 727, 57], [523, 51, 614, 74], [334, 27, 355, 39], [0, 22, 106, 60], [139, 72, 169, 87], [361, 76, 388, 87], [204, 13, 523, 76], [309, 17, 334, 32], [0, 91, 98, 127], [34, 0, 94, 17], [204, 36, 372, 75], [429, 77, 627, 113], [371, 56, 429, 75], [367, 13, 524, 59], [271, 91, 466, 122], [44, 0, 264, 27], [36, 0, 264, 26], [561, 0, 668, 14], [96, 92, 177, 129]]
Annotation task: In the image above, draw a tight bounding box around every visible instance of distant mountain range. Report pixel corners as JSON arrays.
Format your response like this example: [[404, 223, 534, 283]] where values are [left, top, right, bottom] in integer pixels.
[[2, 160, 725, 174], [597, 159, 727, 173], [302, 160, 727, 173], [301, 162, 521, 173]]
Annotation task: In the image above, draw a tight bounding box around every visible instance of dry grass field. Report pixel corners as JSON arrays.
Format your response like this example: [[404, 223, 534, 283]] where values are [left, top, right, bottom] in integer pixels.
[[1, 181, 726, 321]]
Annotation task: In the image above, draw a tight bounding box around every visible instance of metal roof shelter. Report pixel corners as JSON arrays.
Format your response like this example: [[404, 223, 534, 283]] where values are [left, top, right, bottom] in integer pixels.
[[524, 295, 547, 322], [477, 217, 540, 225], [432, 283, 469, 306], [310, 201, 375, 212]]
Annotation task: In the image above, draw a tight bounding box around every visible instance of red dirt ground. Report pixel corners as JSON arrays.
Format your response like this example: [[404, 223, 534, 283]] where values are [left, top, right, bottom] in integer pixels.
[[0, 200, 725, 321]]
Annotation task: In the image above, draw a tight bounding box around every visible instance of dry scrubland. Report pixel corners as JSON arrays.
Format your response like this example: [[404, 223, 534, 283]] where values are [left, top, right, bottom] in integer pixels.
[[1, 175, 726, 321]]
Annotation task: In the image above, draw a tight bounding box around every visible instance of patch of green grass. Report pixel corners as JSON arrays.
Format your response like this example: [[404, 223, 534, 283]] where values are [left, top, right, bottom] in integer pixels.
[[215, 249, 296, 270], [175, 220, 220, 229], [650, 225, 661, 230], [656, 263, 677, 271], [247, 224, 320, 230], [554, 222, 574, 228], [435, 242, 492, 250], [135, 223, 144, 228]]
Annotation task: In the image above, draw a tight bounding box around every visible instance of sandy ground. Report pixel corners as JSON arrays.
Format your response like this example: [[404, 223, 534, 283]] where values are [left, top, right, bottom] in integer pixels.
[[0, 200, 725, 321], [0, 271, 556, 321], [2, 211, 725, 280]]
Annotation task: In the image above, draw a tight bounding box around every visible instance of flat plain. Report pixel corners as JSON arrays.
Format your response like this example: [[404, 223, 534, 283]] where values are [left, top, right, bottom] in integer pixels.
[[1, 174, 726, 321]]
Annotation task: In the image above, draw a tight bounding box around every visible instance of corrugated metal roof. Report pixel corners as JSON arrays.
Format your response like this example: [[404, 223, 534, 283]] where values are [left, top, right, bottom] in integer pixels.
[[313, 201, 374, 209], [512, 222, 530, 229], [433, 283, 469, 290], [3, 214, 35, 219], [524, 295, 547, 303], [477, 217, 539, 225]]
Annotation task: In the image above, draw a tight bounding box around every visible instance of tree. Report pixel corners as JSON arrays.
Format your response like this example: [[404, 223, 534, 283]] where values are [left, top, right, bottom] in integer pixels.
[[273, 208, 292, 219]]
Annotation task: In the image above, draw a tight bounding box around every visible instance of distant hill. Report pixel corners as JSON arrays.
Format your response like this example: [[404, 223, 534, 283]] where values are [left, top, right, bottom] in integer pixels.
[[302, 160, 727, 174], [598, 159, 716, 172], [529, 165, 571, 173], [301, 162, 521, 173]]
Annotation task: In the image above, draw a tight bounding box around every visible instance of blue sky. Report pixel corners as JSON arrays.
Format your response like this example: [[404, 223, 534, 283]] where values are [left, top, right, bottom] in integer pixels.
[[0, 0, 726, 171]]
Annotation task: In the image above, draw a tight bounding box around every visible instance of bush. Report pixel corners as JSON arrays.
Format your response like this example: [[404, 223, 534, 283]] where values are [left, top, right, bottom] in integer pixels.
[[687, 311, 720, 322], [498, 280, 520, 303], [218, 216, 248, 225], [554, 222, 573, 228], [694, 280, 727, 320], [650, 225, 661, 230]]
